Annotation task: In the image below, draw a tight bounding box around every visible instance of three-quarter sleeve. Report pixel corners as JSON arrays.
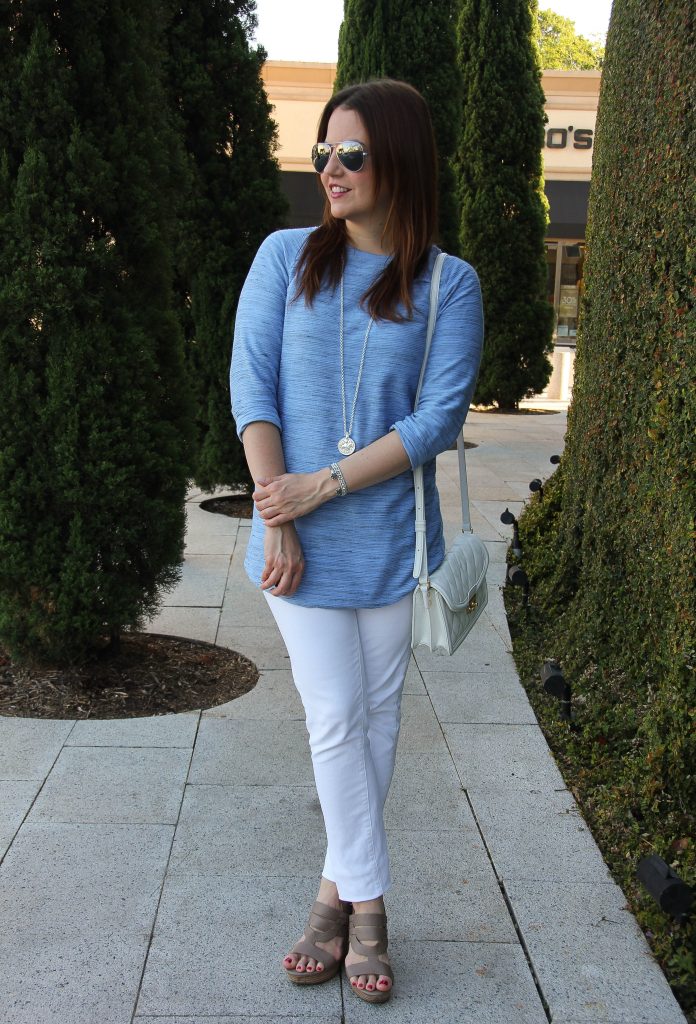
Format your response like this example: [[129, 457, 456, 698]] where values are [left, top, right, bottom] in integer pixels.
[[390, 258, 484, 468], [229, 231, 291, 439]]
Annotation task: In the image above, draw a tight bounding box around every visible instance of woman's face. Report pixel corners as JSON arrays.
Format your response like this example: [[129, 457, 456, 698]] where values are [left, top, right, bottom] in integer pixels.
[[320, 106, 390, 237]]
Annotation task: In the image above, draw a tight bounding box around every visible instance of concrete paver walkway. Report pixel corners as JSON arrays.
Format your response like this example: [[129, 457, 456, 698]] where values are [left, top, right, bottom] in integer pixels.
[[0, 409, 687, 1024]]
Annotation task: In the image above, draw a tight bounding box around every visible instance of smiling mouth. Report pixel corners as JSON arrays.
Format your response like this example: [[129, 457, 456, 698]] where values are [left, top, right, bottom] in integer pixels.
[[329, 186, 351, 197]]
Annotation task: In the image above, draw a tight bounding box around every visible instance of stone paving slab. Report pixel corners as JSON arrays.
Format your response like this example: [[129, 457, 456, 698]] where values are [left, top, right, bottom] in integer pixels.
[[188, 718, 314, 787], [217, 593, 276, 627], [413, 625, 516, 675], [0, 821, 173, 1024], [143, 606, 221, 644], [136, 1018, 341, 1024], [387, 826, 496, 885], [386, 872, 517, 945], [342, 940, 548, 1024], [397, 694, 446, 754], [161, 553, 232, 607], [467, 787, 615, 883], [385, 751, 475, 830], [403, 656, 427, 693], [204, 669, 305, 720], [445, 722, 568, 791], [168, 783, 326, 879], [505, 879, 687, 1024], [29, 745, 190, 824], [0, 718, 75, 781], [472, 498, 526, 540], [184, 503, 239, 555], [214, 624, 292, 670], [421, 669, 538, 724], [0, 779, 42, 857], [135, 874, 342, 1018], [66, 710, 200, 747]]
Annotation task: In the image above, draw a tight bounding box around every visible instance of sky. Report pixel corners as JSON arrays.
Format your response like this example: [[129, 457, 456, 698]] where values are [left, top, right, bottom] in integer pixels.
[[252, 0, 613, 63]]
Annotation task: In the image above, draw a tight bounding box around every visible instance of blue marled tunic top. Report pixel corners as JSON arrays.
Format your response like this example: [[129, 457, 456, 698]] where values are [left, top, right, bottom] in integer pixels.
[[229, 227, 484, 608]]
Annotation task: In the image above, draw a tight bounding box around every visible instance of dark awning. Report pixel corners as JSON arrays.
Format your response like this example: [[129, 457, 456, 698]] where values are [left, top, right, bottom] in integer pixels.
[[544, 180, 590, 238], [279, 172, 591, 239]]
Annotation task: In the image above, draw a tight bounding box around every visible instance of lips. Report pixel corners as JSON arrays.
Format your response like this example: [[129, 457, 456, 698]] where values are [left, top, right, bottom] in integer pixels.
[[329, 185, 351, 197]]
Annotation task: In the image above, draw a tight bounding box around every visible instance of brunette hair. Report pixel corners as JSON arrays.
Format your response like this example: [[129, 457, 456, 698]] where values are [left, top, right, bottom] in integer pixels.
[[293, 78, 439, 322]]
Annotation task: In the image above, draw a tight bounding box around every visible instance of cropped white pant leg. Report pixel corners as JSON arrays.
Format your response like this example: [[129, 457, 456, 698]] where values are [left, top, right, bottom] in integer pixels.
[[264, 591, 413, 902]]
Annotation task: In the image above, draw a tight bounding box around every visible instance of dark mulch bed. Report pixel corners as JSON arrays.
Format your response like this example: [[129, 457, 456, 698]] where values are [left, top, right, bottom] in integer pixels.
[[200, 493, 253, 518], [0, 632, 259, 720]]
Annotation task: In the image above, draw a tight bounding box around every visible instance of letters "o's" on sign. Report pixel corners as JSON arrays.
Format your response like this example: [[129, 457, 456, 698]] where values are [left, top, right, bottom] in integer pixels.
[[545, 127, 593, 150]]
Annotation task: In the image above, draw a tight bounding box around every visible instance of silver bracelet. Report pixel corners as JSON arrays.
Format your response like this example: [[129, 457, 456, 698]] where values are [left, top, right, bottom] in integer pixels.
[[329, 462, 348, 497]]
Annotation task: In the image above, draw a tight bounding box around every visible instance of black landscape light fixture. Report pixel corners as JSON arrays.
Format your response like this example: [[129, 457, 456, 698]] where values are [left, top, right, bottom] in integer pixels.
[[529, 477, 544, 499], [500, 507, 522, 558], [507, 564, 530, 608], [637, 855, 693, 924], [540, 659, 575, 725]]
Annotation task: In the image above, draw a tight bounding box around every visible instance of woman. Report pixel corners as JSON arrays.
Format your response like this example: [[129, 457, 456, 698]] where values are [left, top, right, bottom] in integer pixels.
[[230, 78, 484, 1003]]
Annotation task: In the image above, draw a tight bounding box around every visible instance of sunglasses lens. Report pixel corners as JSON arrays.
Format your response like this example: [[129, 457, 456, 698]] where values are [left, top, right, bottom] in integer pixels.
[[312, 143, 331, 172], [337, 142, 365, 172]]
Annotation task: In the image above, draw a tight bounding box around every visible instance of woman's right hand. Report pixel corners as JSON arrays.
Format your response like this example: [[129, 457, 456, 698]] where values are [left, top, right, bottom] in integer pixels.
[[261, 522, 305, 597]]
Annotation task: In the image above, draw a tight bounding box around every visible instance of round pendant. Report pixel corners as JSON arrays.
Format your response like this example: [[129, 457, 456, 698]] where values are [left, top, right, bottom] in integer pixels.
[[338, 435, 356, 456]]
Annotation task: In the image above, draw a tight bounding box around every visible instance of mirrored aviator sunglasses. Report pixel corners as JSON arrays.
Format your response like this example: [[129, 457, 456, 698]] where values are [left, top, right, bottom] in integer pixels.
[[311, 140, 369, 173]]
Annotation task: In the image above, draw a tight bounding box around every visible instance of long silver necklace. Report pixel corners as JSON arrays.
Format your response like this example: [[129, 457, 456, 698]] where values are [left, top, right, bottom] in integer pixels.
[[338, 267, 374, 455]]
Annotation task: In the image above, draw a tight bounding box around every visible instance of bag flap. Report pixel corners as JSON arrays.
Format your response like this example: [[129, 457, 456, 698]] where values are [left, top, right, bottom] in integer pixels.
[[428, 533, 489, 610]]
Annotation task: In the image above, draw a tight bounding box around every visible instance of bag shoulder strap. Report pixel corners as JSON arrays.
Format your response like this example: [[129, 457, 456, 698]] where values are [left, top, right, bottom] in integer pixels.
[[412, 253, 474, 585]]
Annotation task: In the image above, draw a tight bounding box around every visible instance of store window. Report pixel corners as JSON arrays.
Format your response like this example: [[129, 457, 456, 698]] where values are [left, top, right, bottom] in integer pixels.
[[545, 240, 585, 345]]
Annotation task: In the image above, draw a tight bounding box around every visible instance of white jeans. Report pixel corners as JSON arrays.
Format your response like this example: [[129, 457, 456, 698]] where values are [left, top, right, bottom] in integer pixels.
[[264, 591, 413, 902]]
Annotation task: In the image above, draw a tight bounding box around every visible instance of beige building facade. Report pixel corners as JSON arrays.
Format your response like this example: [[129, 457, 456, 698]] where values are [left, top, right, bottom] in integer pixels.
[[261, 62, 602, 402]]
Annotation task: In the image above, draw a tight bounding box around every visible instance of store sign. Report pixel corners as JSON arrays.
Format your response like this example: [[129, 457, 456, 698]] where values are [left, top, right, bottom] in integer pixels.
[[545, 127, 593, 150], [559, 284, 579, 318]]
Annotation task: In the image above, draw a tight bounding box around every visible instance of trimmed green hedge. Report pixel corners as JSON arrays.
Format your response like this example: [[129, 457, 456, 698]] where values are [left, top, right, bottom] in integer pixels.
[[506, 1, 695, 1016]]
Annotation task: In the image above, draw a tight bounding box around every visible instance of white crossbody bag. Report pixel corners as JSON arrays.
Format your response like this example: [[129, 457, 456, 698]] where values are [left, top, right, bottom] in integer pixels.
[[411, 252, 489, 655]]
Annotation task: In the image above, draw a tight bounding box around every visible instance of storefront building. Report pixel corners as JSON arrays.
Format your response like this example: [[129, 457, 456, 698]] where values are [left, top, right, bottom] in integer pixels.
[[261, 62, 601, 402]]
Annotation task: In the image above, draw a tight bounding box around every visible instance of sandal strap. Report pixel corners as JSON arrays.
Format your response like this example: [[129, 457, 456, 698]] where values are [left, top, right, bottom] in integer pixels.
[[345, 956, 394, 982], [346, 911, 391, 976], [348, 912, 388, 956], [290, 937, 339, 970], [288, 900, 349, 964], [305, 900, 349, 941]]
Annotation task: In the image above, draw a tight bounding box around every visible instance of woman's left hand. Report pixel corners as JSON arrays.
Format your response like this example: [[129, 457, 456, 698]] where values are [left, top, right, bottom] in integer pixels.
[[253, 471, 331, 526]]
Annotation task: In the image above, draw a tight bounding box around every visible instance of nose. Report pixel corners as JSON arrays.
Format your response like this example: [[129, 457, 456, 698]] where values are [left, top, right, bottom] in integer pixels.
[[322, 148, 343, 175]]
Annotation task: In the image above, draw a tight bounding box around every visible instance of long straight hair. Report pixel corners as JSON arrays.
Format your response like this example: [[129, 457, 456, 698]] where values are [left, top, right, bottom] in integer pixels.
[[293, 78, 439, 322]]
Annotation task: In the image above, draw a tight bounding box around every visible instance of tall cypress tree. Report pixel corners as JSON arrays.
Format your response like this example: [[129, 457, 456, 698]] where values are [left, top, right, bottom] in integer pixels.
[[0, 1, 195, 664], [455, 0, 554, 409], [336, 0, 463, 255], [165, 0, 288, 491]]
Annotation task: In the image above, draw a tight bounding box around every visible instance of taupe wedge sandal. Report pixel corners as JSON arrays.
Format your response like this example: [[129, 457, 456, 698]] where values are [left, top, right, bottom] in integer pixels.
[[345, 911, 394, 1004], [284, 899, 352, 985]]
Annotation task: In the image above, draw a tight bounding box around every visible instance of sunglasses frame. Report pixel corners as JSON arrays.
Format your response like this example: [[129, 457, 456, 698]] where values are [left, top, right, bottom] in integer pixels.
[[311, 140, 370, 174]]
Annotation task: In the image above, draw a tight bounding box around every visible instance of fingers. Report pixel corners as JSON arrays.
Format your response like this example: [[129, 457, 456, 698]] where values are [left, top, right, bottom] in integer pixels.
[[260, 509, 293, 527], [261, 561, 304, 597]]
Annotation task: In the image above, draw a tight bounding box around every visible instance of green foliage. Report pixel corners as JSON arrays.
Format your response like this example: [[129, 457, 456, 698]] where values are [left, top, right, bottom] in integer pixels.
[[536, 8, 605, 69], [455, 0, 555, 409], [0, 1, 195, 665], [336, 0, 463, 255], [164, 0, 288, 491], [505, 2, 696, 1014]]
